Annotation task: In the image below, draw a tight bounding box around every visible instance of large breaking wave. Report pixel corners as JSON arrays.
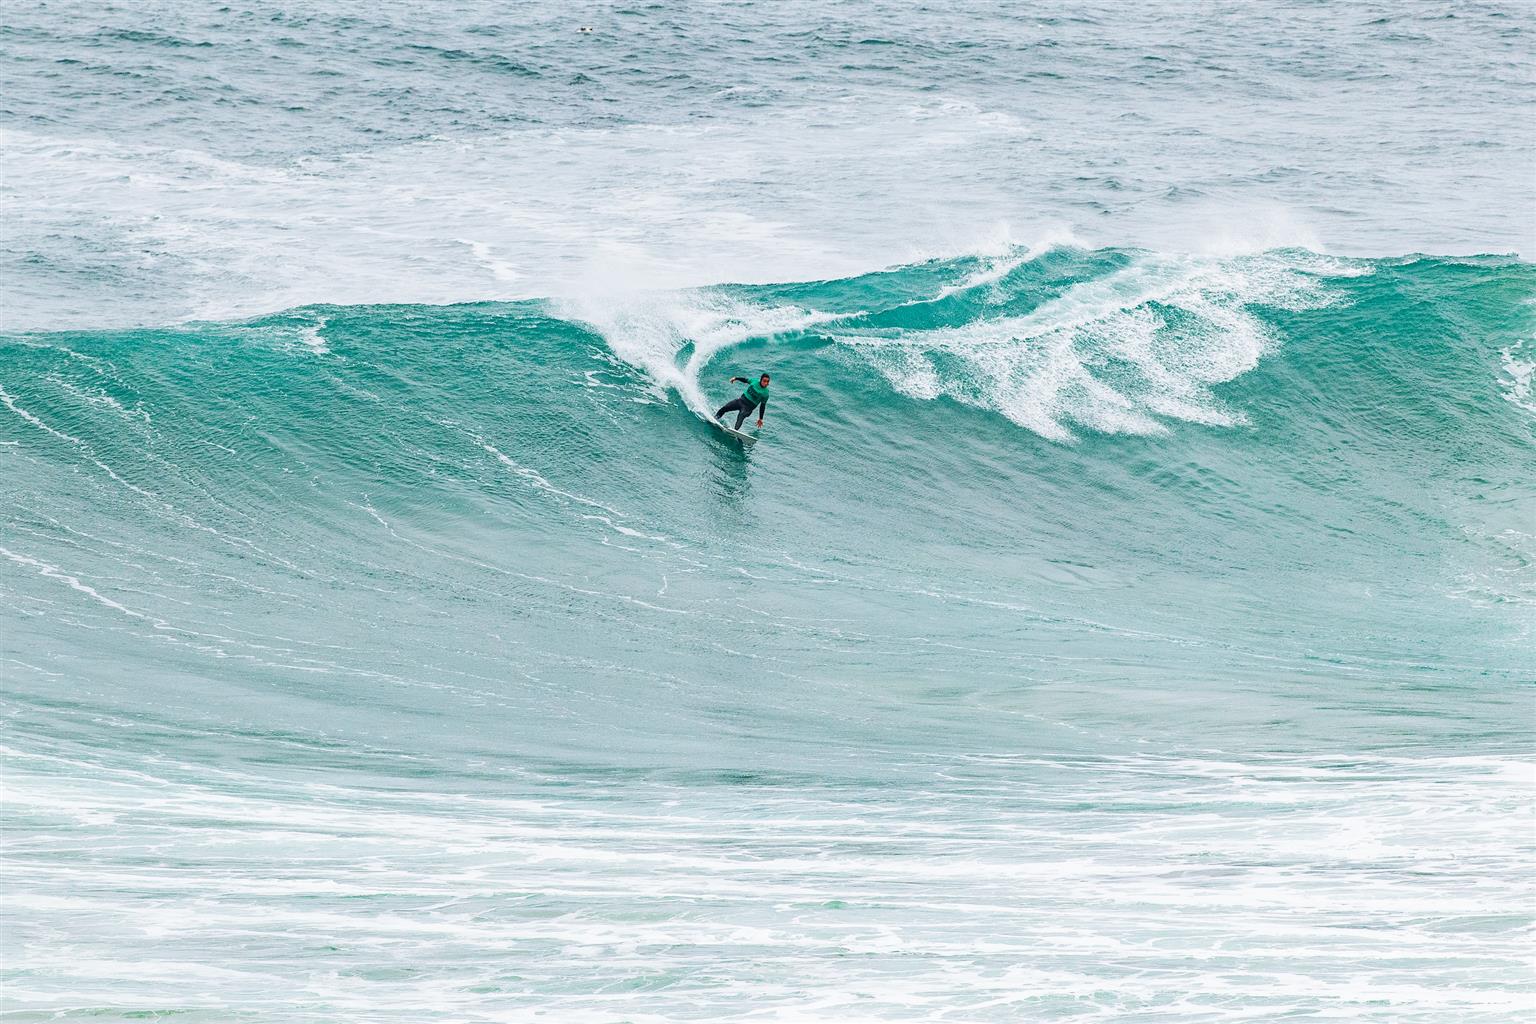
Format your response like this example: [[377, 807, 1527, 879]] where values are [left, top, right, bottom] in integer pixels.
[[3, 244, 1533, 1020]]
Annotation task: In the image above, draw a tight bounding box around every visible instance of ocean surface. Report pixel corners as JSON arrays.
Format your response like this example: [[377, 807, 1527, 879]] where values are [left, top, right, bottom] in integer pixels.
[[2, 2, 1534, 1021]]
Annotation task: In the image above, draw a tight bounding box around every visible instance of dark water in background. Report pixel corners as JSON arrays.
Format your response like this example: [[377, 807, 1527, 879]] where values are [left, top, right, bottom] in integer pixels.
[[3, 0, 1532, 328]]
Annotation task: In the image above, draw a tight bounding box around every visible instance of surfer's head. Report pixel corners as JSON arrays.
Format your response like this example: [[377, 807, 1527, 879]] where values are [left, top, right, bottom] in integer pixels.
[[759, 373, 770, 386]]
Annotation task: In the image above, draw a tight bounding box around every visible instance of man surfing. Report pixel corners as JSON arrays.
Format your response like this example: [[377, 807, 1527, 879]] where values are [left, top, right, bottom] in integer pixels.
[[715, 372, 770, 431]]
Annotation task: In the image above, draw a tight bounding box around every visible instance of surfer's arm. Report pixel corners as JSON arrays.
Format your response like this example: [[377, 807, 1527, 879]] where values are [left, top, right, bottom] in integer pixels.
[[729, 376, 748, 384], [756, 397, 767, 425]]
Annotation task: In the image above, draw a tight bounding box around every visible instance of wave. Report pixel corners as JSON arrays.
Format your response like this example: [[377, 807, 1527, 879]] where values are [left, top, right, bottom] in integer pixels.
[[4, 247, 1532, 650], [4, 236, 1534, 1024]]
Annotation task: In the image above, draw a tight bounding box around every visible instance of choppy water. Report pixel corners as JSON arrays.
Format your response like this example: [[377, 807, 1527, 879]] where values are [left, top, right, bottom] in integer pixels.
[[2, 2, 1534, 1021]]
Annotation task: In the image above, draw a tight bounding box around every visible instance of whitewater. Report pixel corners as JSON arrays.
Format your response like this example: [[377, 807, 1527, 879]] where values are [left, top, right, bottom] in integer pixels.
[[2, 2, 1534, 1021]]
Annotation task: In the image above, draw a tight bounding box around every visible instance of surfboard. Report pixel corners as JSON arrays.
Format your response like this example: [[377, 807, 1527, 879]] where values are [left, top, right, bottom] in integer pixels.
[[710, 417, 759, 446]]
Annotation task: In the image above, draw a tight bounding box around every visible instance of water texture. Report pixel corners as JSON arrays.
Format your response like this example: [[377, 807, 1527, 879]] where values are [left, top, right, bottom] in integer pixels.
[[2, 2, 1534, 1021]]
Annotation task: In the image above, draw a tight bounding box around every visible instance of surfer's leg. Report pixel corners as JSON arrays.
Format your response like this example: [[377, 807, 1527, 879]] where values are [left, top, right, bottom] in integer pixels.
[[717, 398, 747, 423]]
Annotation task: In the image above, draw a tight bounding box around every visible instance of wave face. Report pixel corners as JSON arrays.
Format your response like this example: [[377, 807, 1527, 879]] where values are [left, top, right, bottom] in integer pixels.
[[4, 246, 1534, 1020]]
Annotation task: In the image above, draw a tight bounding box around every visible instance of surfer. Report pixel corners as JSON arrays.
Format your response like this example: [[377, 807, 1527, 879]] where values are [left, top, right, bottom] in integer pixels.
[[715, 373, 770, 430]]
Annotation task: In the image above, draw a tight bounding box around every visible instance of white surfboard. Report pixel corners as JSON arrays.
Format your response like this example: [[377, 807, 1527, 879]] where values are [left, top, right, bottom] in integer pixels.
[[709, 417, 759, 446]]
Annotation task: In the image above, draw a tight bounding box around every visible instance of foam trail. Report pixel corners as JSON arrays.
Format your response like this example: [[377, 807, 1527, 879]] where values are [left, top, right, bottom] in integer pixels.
[[558, 289, 848, 414]]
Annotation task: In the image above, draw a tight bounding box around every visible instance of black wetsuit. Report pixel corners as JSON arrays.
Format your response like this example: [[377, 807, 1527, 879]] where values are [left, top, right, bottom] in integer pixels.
[[716, 377, 769, 429]]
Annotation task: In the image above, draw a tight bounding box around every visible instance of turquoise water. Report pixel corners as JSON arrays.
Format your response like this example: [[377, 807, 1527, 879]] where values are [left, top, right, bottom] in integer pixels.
[[3, 3, 1535, 1021]]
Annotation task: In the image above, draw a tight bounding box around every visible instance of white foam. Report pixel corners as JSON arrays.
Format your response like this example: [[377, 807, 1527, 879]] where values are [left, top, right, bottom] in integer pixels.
[[0, 102, 1331, 334], [932, 225, 1084, 301], [1497, 336, 1536, 415], [852, 250, 1338, 440], [459, 239, 522, 284], [298, 315, 330, 355], [3, 748, 1531, 1021], [0, 545, 147, 621], [1156, 202, 1327, 258], [557, 288, 849, 415]]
